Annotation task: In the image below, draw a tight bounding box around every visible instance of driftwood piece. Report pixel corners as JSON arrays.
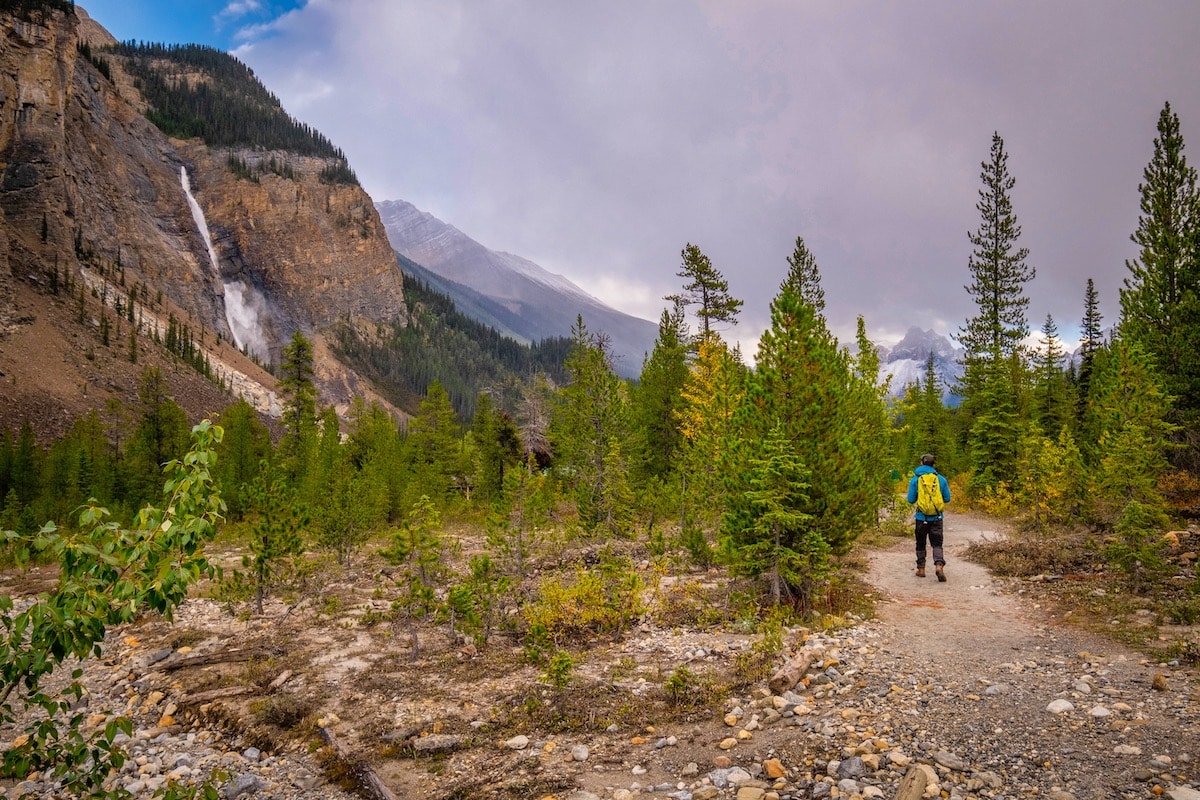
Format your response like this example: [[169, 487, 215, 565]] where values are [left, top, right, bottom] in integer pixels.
[[267, 669, 293, 692], [896, 765, 932, 800], [178, 685, 256, 706], [319, 726, 398, 800], [160, 647, 261, 672], [768, 648, 817, 695]]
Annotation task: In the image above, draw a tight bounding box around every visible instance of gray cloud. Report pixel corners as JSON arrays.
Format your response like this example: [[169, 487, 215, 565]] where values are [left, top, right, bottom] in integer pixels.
[[234, 0, 1200, 351]]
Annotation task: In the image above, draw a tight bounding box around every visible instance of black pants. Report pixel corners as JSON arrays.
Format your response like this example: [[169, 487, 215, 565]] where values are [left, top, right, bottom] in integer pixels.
[[915, 517, 945, 567]]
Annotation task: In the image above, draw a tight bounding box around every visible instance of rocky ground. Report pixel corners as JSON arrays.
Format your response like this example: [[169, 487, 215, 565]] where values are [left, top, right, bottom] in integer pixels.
[[1, 513, 1198, 800]]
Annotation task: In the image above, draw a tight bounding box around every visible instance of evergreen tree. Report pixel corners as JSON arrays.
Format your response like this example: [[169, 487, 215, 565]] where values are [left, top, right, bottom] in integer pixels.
[[1119, 101, 1200, 429], [313, 448, 388, 566], [470, 392, 522, 507], [381, 495, 445, 659], [1075, 277, 1104, 425], [403, 381, 465, 507], [674, 243, 742, 338], [677, 335, 745, 548], [956, 132, 1035, 489], [1090, 339, 1177, 521], [345, 398, 405, 517], [126, 367, 190, 507], [957, 132, 1036, 366], [551, 317, 629, 532], [850, 316, 896, 513], [782, 235, 825, 317], [721, 426, 827, 608], [213, 399, 271, 520], [629, 299, 690, 481], [278, 331, 317, 477], [968, 350, 1022, 491], [241, 470, 307, 615], [726, 270, 878, 562], [1032, 314, 1068, 435]]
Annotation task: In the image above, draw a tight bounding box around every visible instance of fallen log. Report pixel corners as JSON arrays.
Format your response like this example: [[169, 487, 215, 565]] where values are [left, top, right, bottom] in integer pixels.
[[267, 669, 293, 692], [319, 726, 398, 800], [160, 647, 262, 672], [768, 648, 817, 695], [178, 685, 256, 706]]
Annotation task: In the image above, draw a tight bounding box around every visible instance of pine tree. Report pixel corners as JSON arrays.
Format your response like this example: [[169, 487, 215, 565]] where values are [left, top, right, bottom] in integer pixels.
[[551, 317, 629, 531], [1090, 339, 1177, 520], [957, 132, 1036, 365], [956, 132, 1035, 490], [214, 398, 272, 520], [721, 425, 826, 608], [630, 299, 690, 481], [242, 471, 306, 615], [1032, 314, 1068, 435], [850, 316, 896, 515], [726, 270, 877, 561], [382, 495, 445, 659], [127, 367, 190, 507], [1075, 277, 1104, 425], [1119, 101, 1200, 427], [674, 243, 742, 338], [677, 335, 745, 545], [782, 235, 825, 317], [404, 381, 464, 507], [278, 331, 317, 476]]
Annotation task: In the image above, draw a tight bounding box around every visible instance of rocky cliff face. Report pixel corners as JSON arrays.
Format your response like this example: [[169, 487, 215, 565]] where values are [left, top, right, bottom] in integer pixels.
[[0, 6, 407, 424]]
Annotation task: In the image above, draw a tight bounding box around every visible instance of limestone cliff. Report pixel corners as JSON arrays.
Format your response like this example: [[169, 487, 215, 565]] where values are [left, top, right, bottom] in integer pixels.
[[0, 4, 407, 424]]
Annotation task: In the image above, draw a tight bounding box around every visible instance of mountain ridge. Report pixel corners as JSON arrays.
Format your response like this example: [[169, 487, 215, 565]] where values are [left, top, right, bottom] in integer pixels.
[[376, 198, 658, 378]]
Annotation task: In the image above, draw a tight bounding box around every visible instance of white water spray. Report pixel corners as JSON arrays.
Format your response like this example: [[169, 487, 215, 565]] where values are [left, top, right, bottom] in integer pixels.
[[180, 166, 270, 360]]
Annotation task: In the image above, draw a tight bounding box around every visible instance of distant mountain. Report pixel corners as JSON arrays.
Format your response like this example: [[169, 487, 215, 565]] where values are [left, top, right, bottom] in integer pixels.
[[376, 199, 658, 379], [878, 327, 964, 399]]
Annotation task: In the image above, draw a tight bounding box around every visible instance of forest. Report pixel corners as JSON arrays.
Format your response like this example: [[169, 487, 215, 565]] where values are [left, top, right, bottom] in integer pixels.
[[1, 89, 1199, 792], [102, 41, 359, 185]]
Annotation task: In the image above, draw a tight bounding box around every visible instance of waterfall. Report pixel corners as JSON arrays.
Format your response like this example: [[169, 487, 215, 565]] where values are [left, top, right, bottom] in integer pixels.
[[180, 166, 269, 360]]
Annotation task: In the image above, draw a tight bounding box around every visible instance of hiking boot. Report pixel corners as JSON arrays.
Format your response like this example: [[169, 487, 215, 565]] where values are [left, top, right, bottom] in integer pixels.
[[935, 566, 946, 582], [915, 566, 925, 578]]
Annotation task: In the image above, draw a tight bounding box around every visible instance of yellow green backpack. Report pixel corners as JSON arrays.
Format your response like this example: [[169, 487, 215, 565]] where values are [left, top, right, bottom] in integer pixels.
[[915, 472, 944, 516]]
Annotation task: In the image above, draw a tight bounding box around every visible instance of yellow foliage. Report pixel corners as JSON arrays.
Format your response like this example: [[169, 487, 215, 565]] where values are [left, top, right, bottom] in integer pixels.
[[523, 566, 645, 641], [974, 482, 1017, 517]]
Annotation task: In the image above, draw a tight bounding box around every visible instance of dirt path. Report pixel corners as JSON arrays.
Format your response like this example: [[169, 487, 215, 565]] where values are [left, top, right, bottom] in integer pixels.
[[867, 512, 1040, 664], [861, 511, 1200, 798]]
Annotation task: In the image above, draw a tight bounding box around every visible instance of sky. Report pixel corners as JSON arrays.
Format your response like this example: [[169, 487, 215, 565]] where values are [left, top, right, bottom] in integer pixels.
[[79, 1, 1200, 355]]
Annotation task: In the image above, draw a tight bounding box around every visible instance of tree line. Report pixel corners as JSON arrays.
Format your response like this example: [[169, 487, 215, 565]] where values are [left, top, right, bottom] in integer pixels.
[[103, 41, 359, 186]]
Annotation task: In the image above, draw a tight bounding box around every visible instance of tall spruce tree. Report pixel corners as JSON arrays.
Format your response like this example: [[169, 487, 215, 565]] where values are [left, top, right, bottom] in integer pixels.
[[1076, 278, 1104, 423], [630, 299, 690, 482], [1119, 101, 1200, 429], [674, 243, 743, 338], [957, 132, 1036, 366], [956, 132, 1035, 489]]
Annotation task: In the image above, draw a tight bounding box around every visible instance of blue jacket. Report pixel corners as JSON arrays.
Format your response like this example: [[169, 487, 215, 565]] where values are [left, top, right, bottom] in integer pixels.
[[907, 464, 951, 521]]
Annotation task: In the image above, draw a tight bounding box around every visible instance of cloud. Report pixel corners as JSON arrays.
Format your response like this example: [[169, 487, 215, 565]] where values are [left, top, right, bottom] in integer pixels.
[[215, 0, 262, 25], [233, 0, 1200, 348]]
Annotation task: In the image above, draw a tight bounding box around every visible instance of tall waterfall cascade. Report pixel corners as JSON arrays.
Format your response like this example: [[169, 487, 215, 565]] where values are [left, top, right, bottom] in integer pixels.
[[180, 166, 270, 360]]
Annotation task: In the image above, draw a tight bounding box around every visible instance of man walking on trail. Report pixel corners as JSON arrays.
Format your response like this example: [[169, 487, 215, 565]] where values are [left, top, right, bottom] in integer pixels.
[[907, 453, 951, 581]]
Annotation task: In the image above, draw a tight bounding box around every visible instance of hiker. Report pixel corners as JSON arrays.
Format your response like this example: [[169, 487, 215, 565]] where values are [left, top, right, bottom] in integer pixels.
[[907, 453, 951, 581]]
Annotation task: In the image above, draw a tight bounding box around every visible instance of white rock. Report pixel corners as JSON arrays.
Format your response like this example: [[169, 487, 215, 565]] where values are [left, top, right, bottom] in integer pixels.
[[1046, 699, 1075, 714], [504, 735, 529, 750]]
